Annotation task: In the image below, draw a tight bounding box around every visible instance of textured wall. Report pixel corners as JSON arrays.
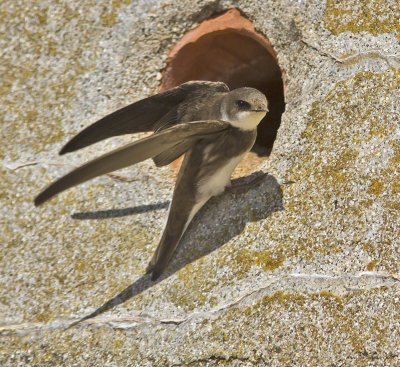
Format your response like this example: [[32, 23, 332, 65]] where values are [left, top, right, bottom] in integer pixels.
[[1, 0, 399, 366]]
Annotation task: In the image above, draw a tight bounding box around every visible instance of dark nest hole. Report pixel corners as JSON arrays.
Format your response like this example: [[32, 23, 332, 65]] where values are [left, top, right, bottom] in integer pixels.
[[161, 9, 285, 156]]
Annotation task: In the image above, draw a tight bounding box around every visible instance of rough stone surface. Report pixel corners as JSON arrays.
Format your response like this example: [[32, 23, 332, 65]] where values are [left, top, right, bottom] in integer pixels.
[[1, 0, 399, 366]]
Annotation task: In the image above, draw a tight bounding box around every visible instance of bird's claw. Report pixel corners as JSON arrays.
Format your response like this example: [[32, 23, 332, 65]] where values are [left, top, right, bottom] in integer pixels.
[[228, 172, 267, 194]]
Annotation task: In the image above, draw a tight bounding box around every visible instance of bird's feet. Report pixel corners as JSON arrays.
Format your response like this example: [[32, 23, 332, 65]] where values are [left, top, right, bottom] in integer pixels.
[[227, 172, 268, 195]]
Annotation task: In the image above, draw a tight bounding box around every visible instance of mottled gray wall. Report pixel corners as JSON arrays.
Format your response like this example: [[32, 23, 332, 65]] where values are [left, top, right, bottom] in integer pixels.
[[1, 0, 399, 366]]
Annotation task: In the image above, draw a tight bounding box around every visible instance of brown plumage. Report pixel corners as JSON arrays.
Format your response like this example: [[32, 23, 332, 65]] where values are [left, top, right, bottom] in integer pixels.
[[34, 81, 268, 280]]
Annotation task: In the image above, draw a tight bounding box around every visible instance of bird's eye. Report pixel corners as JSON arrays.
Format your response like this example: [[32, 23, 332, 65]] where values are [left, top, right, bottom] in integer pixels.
[[236, 100, 251, 110]]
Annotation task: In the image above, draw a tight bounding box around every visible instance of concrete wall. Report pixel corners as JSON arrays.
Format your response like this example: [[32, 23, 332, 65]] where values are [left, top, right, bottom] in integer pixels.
[[1, 0, 399, 366]]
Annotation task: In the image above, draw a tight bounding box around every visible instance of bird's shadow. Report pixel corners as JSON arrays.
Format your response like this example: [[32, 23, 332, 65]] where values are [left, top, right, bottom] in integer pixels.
[[72, 201, 170, 219], [68, 171, 283, 327]]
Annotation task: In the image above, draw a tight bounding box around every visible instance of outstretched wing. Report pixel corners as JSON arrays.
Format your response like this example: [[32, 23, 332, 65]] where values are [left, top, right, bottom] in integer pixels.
[[34, 121, 229, 206], [59, 81, 229, 155], [152, 139, 195, 167]]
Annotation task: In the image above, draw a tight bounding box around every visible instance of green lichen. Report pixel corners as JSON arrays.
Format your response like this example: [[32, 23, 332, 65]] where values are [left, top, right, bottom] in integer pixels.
[[223, 248, 285, 275], [251, 291, 307, 307], [1, 288, 399, 365], [169, 259, 218, 311], [391, 143, 400, 165], [324, 0, 400, 40], [112, 338, 124, 351], [100, 0, 132, 26], [212, 287, 396, 360], [280, 68, 400, 271], [0, 165, 154, 323], [318, 290, 343, 305], [368, 179, 384, 196], [0, 0, 132, 160], [391, 178, 400, 194], [367, 259, 379, 271], [167, 247, 285, 311]]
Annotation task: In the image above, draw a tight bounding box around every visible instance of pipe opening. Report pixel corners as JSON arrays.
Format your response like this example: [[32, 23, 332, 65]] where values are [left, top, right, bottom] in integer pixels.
[[161, 8, 285, 160]]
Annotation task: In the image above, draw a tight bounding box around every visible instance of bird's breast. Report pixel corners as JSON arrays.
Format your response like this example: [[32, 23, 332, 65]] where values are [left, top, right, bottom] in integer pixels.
[[180, 127, 256, 200], [197, 154, 244, 198]]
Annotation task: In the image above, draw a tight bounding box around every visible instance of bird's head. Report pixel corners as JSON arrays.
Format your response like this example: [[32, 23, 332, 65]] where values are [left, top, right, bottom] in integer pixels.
[[221, 87, 268, 130]]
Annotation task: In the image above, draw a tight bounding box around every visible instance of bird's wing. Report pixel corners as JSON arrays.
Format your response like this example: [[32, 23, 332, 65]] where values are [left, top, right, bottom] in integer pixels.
[[59, 81, 229, 155], [152, 139, 196, 167], [34, 120, 229, 206]]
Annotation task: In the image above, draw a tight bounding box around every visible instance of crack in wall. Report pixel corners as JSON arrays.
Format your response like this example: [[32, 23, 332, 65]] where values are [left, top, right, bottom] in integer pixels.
[[1, 271, 398, 336], [171, 354, 259, 367], [300, 38, 400, 68], [300, 39, 344, 64], [333, 50, 400, 68]]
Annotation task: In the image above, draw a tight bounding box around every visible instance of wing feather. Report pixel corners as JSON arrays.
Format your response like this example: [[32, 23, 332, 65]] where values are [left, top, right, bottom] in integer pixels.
[[35, 120, 229, 206], [59, 81, 229, 155], [152, 139, 195, 167]]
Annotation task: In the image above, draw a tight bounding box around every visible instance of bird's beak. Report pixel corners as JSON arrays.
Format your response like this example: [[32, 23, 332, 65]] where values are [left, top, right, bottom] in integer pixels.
[[250, 109, 268, 113]]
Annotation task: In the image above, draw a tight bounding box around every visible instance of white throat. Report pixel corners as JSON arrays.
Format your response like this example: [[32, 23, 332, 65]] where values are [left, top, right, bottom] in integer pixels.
[[222, 110, 266, 131]]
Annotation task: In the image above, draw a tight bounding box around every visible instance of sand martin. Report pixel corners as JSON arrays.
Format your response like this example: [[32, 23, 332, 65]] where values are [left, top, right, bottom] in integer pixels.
[[34, 81, 268, 279]]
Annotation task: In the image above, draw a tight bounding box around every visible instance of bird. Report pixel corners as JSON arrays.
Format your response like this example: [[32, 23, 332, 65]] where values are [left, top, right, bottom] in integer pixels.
[[34, 81, 268, 280]]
